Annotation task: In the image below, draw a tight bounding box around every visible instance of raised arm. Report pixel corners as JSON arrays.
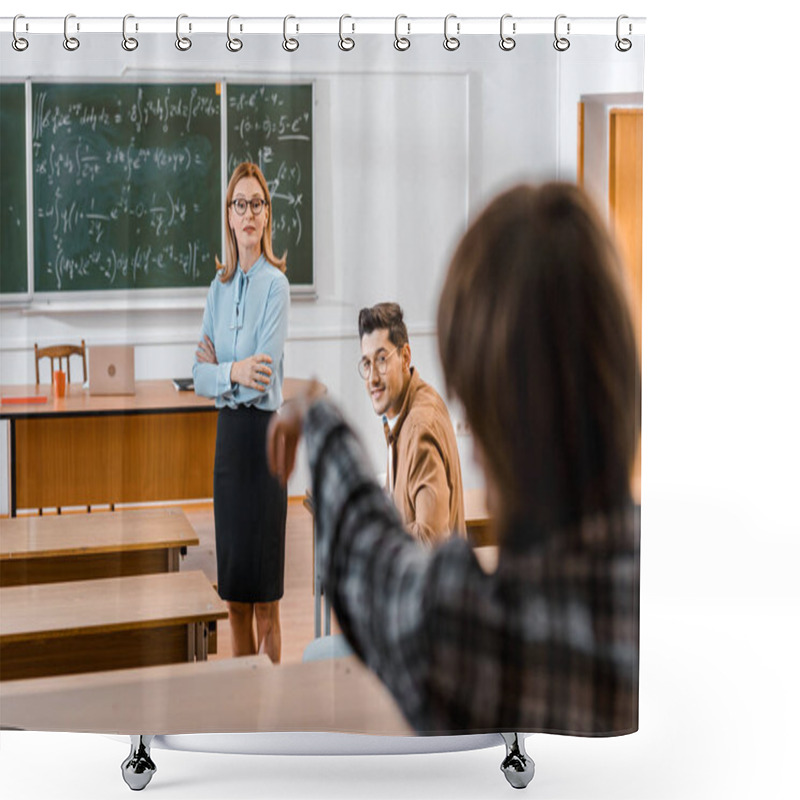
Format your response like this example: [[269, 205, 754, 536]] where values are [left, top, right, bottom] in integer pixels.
[[268, 398, 434, 725]]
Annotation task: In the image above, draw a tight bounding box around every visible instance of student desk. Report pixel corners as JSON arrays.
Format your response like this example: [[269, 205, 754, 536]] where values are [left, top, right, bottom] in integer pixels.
[[0, 654, 411, 734], [1, 378, 308, 516], [0, 507, 199, 588], [464, 487, 492, 546], [0, 570, 227, 681]]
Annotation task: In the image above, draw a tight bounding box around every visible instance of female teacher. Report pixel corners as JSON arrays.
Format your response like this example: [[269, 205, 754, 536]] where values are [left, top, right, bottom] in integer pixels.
[[193, 162, 290, 663]]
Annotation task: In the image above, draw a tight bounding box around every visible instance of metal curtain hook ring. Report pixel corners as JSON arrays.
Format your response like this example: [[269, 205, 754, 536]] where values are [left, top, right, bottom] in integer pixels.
[[615, 15, 632, 51], [122, 14, 138, 51], [499, 14, 516, 51], [394, 14, 410, 51], [282, 15, 299, 51], [63, 13, 80, 51], [12, 14, 29, 51], [226, 15, 242, 52], [553, 14, 570, 51], [176, 14, 192, 51], [443, 14, 460, 51], [338, 14, 355, 51]]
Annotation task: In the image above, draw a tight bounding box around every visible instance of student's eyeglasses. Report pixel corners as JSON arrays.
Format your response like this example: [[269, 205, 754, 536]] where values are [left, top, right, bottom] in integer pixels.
[[230, 197, 267, 216], [358, 347, 400, 380]]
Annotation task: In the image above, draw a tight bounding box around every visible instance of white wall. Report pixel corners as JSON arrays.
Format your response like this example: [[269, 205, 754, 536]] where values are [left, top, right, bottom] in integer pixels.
[[0, 34, 645, 512]]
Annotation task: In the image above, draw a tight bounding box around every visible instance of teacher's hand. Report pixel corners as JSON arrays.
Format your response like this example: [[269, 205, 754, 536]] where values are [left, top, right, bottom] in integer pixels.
[[196, 335, 218, 364], [231, 354, 273, 391]]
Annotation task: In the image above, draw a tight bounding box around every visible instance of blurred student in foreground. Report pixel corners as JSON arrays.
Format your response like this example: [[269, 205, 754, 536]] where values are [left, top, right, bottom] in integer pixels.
[[268, 183, 641, 735]]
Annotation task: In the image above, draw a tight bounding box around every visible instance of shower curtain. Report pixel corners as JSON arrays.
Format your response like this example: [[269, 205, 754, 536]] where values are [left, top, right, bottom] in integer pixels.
[[0, 7, 645, 769]]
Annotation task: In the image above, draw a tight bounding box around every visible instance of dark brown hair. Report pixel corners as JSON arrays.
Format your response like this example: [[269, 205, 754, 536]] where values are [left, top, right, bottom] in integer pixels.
[[358, 302, 409, 348], [437, 182, 640, 533], [217, 162, 286, 282]]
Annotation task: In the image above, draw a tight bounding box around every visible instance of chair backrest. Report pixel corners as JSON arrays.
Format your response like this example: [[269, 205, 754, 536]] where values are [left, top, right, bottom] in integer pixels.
[[34, 340, 87, 385]]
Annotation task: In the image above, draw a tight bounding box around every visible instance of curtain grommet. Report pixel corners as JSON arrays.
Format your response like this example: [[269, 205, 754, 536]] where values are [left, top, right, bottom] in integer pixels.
[[394, 15, 410, 51], [122, 14, 138, 51], [499, 14, 516, 51], [553, 14, 570, 52], [63, 13, 80, 51], [282, 15, 299, 52], [176, 14, 192, 51], [12, 14, 29, 51], [338, 15, 355, 51], [226, 15, 243, 52], [443, 14, 460, 51]]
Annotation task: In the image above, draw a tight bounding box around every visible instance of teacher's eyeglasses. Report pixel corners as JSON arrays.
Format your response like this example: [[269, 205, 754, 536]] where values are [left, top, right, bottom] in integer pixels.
[[358, 347, 400, 380], [230, 197, 267, 216]]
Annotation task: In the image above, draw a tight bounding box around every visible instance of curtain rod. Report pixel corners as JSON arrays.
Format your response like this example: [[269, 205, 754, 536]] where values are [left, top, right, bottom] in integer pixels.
[[1, 15, 646, 38]]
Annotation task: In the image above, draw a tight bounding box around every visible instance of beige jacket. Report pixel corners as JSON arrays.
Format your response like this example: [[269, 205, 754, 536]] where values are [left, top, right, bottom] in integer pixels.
[[384, 369, 466, 545]]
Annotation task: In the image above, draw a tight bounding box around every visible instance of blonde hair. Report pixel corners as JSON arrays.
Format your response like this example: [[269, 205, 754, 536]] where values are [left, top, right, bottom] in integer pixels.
[[216, 162, 287, 282]]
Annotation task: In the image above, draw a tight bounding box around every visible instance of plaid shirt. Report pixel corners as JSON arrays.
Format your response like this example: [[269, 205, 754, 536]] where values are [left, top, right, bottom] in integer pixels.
[[306, 399, 640, 736]]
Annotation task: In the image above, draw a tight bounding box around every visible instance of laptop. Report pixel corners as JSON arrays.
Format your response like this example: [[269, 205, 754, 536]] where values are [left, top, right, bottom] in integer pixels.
[[89, 345, 136, 395]]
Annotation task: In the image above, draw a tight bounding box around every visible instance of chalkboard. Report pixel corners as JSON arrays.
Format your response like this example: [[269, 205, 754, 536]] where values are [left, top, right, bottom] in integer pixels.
[[31, 83, 222, 292], [226, 84, 313, 287], [1, 81, 314, 297], [0, 83, 28, 295]]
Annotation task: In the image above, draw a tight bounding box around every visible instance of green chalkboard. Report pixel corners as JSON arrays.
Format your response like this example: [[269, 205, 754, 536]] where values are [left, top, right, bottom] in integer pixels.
[[226, 84, 313, 286], [0, 83, 28, 295], [1, 81, 314, 296], [32, 82, 222, 292]]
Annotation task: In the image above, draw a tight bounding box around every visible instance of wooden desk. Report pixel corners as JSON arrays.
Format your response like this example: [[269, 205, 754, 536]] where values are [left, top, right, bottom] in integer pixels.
[[0, 655, 411, 735], [463, 487, 642, 546], [464, 487, 493, 546], [1, 378, 309, 516], [0, 508, 199, 587], [0, 570, 227, 681]]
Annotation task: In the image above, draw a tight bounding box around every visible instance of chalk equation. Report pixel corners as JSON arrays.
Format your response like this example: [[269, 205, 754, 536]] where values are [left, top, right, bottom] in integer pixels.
[[22, 82, 312, 292], [32, 83, 221, 292], [44, 239, 210, 291], [33, 85, 219, 141], [226, 84, 313, 281], [227, 85, 312, 143]]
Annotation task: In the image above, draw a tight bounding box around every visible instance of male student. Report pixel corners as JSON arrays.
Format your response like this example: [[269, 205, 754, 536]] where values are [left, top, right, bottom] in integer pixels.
[[357, 302, 465, 545]]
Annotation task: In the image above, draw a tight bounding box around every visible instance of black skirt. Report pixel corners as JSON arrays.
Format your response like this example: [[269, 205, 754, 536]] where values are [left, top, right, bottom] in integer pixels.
[[213, 405, 287, 603]]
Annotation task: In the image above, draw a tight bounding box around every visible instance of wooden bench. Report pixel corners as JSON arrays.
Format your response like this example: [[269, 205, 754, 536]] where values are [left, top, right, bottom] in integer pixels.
[[0, 655, 411, 734], [0, 570, 227, 681], [0, 508, 199, 587]]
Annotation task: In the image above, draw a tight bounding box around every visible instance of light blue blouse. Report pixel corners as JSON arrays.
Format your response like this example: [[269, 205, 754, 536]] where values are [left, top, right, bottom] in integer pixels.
[[193, 254, 290, 410]]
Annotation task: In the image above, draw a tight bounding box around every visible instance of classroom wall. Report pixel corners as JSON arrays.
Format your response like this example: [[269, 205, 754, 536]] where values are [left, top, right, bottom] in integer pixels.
[[0, 35, 644, 513]]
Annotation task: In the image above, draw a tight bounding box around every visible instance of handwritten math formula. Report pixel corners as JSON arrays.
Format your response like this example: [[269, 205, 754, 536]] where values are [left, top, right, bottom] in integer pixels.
[[29, 82, 313, 292], [33, 84, 221, 291]]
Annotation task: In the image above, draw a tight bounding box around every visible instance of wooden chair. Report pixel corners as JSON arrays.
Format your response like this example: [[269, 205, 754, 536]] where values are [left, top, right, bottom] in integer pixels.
[[34, 339, 87, 385], [33, 339, 89, 515]]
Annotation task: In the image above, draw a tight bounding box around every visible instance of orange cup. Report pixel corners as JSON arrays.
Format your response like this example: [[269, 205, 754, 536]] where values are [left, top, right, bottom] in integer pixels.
[[53, 370, 66, 398]]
